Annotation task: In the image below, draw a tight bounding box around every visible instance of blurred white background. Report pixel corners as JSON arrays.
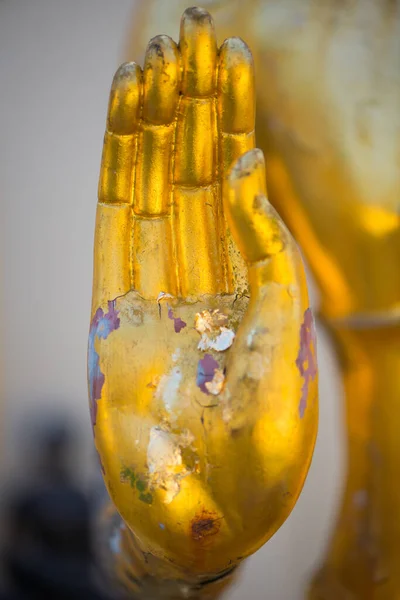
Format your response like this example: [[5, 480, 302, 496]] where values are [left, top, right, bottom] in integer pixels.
[[0, 1, 346, 598]]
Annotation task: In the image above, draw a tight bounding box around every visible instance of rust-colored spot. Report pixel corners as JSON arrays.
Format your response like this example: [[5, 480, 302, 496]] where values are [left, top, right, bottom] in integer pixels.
[[191, 510, 221, 542]]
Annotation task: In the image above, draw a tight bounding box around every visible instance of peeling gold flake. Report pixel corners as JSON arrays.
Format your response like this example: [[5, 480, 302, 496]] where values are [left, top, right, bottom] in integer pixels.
[[205, 368, 225, 395], [194, 309, 228, 334]]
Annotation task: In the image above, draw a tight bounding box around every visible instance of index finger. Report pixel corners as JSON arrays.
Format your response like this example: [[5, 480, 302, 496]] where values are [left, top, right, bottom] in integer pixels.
[[92, 63, 142, 312]]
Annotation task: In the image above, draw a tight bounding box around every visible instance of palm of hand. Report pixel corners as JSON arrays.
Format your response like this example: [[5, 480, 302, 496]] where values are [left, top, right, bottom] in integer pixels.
[[89, 8, 318, 579]]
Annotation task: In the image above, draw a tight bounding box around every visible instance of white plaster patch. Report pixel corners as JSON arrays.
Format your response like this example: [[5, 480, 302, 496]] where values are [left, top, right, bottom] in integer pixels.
[[156, 366, 182, 413], [205, 368, 225, 395], [198, 327, 235, 352], [147, 427, 195, 504]]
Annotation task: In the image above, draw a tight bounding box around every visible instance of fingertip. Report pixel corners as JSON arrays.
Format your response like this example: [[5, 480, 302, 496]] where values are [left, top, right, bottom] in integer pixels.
[[219, 36, 253, 63], [179, 7, 217, 97], [181, 7, 214, 37], [143, 35, 181, 125], [225, 149, 285, 262], [108, 62, 143, 134], [181, 6, 214, 28], [111, 61, 140, 87], [218, 37, 255, 134]]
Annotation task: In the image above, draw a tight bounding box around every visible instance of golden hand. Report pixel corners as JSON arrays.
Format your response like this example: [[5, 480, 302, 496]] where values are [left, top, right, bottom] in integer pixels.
[[89, 7, 318, 583]]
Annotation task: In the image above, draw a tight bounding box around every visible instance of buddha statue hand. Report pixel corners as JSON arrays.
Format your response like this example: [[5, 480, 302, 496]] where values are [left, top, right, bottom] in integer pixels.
[[89, 7, 318, 594]]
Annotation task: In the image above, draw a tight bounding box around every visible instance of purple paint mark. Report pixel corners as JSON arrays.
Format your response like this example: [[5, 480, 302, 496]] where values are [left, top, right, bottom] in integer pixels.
[[88, 300, 120, 430], [168, 308, 187, 333], [296, 308, 317, 418], [196, 354, 219, 394]]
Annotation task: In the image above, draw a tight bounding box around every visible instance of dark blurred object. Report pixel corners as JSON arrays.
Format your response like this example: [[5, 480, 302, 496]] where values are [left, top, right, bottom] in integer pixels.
[[2, 420, 105, 600]]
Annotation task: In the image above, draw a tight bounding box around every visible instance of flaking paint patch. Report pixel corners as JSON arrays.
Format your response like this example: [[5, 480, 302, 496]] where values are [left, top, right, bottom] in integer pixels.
[[156, 366, 182, 413], [195, 309, 234, 351], [196, 354, 219, 394], [296, 308, 317, 418], [88, 301, 120, 430], [198, 327, 235, 351], [147, 426, 195, 504], [205, 369, 225, 395], [195, 309, 228, 333]]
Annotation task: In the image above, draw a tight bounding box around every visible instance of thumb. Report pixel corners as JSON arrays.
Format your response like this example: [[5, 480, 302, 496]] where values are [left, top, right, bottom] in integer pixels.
[[218, 154, 318, 515], [224, 148, 305, 292], [224, 148, 289, 264]]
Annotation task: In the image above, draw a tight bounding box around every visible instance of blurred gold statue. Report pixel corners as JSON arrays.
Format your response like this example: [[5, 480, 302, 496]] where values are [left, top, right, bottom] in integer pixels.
[[89, 7, 318, 598], [126, 1, 400, 598]]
